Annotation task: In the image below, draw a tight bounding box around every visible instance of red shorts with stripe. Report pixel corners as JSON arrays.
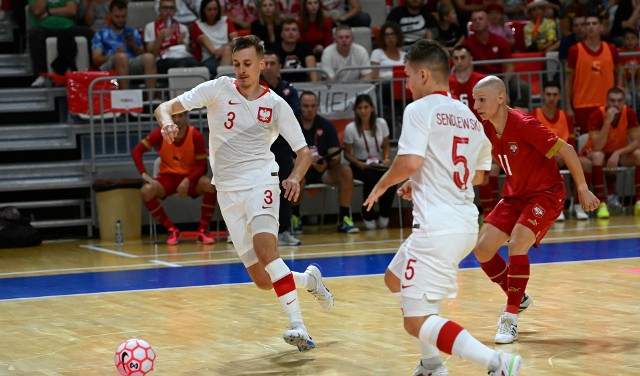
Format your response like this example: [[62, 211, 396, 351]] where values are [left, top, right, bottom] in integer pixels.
[[484, 192, 565, 247], [157, 173, 200, 198]]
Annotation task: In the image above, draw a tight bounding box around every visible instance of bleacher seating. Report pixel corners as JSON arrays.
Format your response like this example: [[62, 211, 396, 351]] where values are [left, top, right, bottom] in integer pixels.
[[127, 1, 158, 31], [360, 0, 388, 28], [507, 20, 530, 53], [352, 26, 373, 54], [512, 51, 545, 97]]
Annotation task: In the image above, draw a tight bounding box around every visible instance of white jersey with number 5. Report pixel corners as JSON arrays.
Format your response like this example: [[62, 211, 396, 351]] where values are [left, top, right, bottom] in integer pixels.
[[178, 76, 307, 192], [398, 91, 491, 236]]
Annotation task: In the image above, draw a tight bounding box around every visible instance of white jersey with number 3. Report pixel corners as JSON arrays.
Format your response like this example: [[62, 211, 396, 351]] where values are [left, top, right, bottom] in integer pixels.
[[178, 76, 307, 191], [398, 92, 491, 236]]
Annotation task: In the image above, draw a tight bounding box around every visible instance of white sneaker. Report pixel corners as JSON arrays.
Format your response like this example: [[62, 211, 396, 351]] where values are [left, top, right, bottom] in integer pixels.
[[489, 352, 522, 376], [572, 204, 589, 220], [31, 76, 48, 88], [278, 231, 301, 246], [305, 263, 334, 310], [556, 210, 565, 221], [363, 219, 376, 230], [413, 362, 449, 376], [377, 216, 389, 229], [495, 313, 518, 344], [283, 325, 315, 352]]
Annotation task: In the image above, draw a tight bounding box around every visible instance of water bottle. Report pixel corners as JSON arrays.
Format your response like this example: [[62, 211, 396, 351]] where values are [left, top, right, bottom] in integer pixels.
[[115, 219, 123, 245]]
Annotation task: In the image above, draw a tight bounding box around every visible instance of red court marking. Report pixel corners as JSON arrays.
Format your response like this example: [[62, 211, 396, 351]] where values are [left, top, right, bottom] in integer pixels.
[[621, 268, 640, 274]]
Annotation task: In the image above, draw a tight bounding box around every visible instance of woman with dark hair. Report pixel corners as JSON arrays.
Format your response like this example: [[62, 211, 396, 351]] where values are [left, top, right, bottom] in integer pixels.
[[343, 94, 394, 230], [297, 0, 333, 60], [190, 0, 237, 77], [371, 20, 406, 80], [250, 0, 283, 50]]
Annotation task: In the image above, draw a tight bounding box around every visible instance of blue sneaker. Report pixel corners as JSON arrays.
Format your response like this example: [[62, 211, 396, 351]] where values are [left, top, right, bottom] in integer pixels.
[[283, 325, 315, 352], [338, 216, 359, 233], [292, 214, 303, 234]]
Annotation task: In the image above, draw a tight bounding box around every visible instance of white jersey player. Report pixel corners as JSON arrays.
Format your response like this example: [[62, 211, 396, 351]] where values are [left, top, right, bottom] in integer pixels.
[[363, 39, 522, 376], [154, 35, 334, 352]]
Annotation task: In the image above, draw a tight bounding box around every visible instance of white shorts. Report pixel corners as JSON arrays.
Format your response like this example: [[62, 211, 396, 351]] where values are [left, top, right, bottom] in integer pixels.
[[217, 184, 280, 267], [388, 233, 477, 303]]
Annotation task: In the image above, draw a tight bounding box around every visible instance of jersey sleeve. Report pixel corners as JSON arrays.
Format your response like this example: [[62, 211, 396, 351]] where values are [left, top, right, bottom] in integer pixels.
[[587, 109, 604, 133], [178, 77, 223, 111], [522, 117, 562, 159], [342, 122, 356, 144], [397, 103, 430, 157], [567, 44, 578, 70], [276, 98, 307, 152]]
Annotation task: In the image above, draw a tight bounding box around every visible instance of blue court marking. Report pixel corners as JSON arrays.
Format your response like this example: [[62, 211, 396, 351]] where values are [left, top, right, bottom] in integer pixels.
[[1, 238, 638, 301]]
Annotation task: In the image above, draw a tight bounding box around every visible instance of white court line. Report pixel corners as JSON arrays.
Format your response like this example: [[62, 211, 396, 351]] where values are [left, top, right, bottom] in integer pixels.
[[80, 245, 138, 258], [151, 260, 182, 267]]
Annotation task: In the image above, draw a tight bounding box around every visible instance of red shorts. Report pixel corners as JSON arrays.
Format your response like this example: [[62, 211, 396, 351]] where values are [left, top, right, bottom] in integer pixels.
[[573, 106, 598, 135], [484, 193, 565, 247], [156, 173, 200, 198]]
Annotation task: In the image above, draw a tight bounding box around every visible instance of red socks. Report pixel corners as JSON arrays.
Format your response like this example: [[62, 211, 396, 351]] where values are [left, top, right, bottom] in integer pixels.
[[506, 255, 530, 314], [145, 198, 174, 230], [479, 253, 509, 293]]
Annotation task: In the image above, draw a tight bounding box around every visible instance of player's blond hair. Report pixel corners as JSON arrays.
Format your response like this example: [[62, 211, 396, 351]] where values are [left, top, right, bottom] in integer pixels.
[[231, 35, 265, 57]]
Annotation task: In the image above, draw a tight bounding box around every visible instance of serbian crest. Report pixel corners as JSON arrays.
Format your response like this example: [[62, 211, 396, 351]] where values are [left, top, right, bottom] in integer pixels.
[[532, 204, 546, 218], [508, 142, 518, 155], [257, 107, 273, 123]]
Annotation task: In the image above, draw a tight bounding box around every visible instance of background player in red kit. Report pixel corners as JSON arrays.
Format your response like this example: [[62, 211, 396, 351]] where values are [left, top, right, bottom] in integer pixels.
[[472, 76, 600, 345]]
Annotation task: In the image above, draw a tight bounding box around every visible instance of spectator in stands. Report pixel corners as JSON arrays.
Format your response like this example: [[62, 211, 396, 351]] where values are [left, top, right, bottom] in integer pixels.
[[386, 0, 438, 48], [559, 0, 607, 37], [251, 0, 283, 51], [371, 21, 406, 79], [154, 0, 201, 25], [145, 0, 199, 75], [449, 45, 499, 217], [78, 0, 110, 31], [223, 0, 258, 29], [322, 0, 370, 27], [559, 14, 586, 64], [609, 0, 640, 47], [132, 111, 218, 245], [91, 0, 157, 91], [190, 0, 236, 78], [619, 28, 640, 105], [293, 91, 360, 234], [579, 87, 640, 218], [463, 10, 529, 104], [436, 2, 465, 52], [28, 0, 95, 87], [524, 0, 559, 52], [261, 51, 302, 246], [452, 0, 484, 29], [565, 13, 620, 135], [275, 18, 318, 82], [321, 25, 372, 81], [532, 81, 585, 220], [343, 94, 393, 230], [487, 4, 515, 50], [297, 0, 333, 61]]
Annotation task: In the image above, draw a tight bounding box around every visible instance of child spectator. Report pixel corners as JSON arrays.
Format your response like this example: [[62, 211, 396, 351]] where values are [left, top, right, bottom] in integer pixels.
[[524, 0, 559, 52]]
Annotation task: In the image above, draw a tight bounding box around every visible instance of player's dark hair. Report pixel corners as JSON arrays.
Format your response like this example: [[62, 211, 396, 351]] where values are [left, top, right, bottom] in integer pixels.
[[109, 0, 128, 11], [353, 94, 378, 137], [231, 35, 265, 57], [452, 44, 473, 57], [300, 90, 317, 101], [607, 86, 626, 97], [263, 49, 280, 63], [543, 79, 561, 91], [405, 39, 450, 83], [199, 0, 222, 23]]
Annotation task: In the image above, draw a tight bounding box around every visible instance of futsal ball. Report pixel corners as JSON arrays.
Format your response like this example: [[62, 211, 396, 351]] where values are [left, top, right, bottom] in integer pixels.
[[114, 338, 156, 376]]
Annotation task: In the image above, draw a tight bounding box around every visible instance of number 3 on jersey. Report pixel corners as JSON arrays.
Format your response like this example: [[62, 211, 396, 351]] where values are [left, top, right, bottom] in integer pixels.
[[452, 136, 470, 189], [224, 112, 235, 129]]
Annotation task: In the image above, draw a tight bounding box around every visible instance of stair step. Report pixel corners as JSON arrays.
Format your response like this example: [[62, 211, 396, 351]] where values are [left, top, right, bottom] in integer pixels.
[[2, 199, 87, 209], [0, 161, 91, 192], [0, 124, 77, 151], [31, 218, 93, 228], [0, 53, 32, 77], [0, 87, 65, 112]]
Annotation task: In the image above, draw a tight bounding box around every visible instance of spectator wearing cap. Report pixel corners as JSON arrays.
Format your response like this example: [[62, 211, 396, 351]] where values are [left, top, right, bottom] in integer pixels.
[[524, 0, 559, 52], [487, 3, 514, 49]]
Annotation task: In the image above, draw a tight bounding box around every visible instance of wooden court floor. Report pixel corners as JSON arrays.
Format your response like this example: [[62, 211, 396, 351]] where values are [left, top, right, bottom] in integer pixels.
[[0, 216, 638, 375]]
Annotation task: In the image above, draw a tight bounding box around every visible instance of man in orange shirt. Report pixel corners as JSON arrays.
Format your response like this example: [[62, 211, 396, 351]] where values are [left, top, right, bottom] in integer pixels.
[[579, 87, 640, 218], [532, 82, 589, 220], [565, 13, 620, 134], [131, 111, 217, 245]]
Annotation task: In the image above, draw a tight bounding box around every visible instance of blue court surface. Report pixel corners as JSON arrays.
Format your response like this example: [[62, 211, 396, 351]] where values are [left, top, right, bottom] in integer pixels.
[[1, 238, 638, 301]]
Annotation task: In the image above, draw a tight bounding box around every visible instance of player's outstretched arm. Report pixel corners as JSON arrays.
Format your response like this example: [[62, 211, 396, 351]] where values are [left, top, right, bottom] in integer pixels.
[[363, 154, 423, 211], [282, 146, 312, 202], [154, 98, 187, 144], [557, 140, 600, 212]]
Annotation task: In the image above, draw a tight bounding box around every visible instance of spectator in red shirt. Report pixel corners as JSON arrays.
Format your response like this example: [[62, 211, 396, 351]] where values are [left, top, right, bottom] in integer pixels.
[[463, 10, 529, 104], [297, 0, 333, 61]]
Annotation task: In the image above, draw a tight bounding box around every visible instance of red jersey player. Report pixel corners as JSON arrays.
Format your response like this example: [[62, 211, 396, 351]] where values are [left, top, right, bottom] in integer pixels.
[[472, 76, 599, 344]]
